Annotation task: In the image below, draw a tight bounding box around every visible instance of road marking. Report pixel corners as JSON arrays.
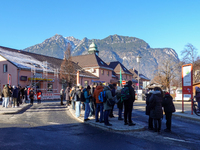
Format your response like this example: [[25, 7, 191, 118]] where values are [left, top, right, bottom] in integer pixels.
[[164, 137, 191, 143]]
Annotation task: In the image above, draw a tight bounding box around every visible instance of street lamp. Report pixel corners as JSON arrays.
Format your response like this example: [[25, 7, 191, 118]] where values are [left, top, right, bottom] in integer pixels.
[[136, 55, 141, 90]]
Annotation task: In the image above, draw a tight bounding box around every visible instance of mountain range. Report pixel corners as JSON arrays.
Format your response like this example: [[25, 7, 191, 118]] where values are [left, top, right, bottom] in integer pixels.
[[23, 34, 179, 79]]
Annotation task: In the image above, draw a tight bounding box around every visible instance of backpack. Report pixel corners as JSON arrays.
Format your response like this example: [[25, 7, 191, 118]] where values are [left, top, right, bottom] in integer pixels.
[[81, 91, 86, 102], [98, 91, 107, 102], [72, 91, 77, 101], [121, 87, 130, 101]]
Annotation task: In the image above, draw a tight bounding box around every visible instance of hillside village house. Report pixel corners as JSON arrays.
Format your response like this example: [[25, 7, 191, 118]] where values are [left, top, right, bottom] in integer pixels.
[[0, 42, 150, 99]]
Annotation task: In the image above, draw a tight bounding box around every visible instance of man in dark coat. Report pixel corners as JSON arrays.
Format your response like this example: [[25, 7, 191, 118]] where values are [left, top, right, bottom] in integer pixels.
[[145, 90, 153, 130], [109, 83, 117, 118], [124, 80, 135, 126], [149, 87, 163, 133], [29, 88, 35, 105], [162, 92, 175, 132]]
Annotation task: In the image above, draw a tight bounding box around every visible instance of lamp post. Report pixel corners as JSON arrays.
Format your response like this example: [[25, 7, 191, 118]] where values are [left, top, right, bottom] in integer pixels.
[[136, 56, 141, 90]]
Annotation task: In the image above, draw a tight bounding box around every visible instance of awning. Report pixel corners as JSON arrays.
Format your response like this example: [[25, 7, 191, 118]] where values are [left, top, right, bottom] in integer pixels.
[[28, 78, 54, 82]]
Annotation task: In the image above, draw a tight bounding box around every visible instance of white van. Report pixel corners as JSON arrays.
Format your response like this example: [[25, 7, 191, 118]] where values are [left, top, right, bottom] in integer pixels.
[[174, 88, 191, 101]]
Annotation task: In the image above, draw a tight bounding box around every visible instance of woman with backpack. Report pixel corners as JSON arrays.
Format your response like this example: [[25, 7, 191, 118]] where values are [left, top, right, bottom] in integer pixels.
[[162, 92, 175, 132]]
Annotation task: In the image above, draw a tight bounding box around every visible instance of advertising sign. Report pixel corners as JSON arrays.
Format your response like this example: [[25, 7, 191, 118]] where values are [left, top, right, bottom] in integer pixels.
[[182, 64, 193, 114]]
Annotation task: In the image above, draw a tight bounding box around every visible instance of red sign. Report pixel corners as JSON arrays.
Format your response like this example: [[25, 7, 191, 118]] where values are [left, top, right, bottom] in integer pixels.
[[182, 64, 193, 114], [122, 80, 126, 85]]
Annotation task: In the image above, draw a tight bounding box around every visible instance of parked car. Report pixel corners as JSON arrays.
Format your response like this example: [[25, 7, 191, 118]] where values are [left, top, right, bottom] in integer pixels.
[[174, 88, 191, 101]]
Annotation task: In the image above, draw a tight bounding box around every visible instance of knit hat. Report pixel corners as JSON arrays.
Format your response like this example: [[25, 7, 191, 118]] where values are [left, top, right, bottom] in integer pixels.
[[195, 86, 199, 90], [165, 92, 170, 95]]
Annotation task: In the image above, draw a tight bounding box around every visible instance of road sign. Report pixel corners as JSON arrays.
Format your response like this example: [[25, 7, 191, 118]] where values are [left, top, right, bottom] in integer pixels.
[[122, 80, 126, 85]]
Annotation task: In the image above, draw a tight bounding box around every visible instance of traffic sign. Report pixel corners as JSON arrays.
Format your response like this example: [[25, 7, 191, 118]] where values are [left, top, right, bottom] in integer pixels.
[[122, 80, 126, 85]]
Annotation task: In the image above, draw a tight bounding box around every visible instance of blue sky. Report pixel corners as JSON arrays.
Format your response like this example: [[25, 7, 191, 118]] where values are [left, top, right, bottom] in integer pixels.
[[1, 0, 200, 59]]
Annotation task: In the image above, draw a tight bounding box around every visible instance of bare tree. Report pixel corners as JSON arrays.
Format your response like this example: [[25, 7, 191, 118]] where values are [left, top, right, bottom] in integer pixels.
[[152, 59, 181, 92], [181, 43, 198, 65], [181, 43, 200, 83], [60, 43, 76, 87]]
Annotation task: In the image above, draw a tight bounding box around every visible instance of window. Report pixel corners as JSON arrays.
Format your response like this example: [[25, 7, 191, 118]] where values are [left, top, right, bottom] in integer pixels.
[[107, 71, 109, 76], [94, 69, 96, 73], [84, 80, 88, 87], [101, 70, 104, 75], [47, 83, 53, 92], [3, 64, 7, 73]]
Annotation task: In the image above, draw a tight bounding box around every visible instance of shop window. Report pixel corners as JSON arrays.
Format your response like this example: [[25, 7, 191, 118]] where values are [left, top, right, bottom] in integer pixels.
[[3, 64, 7, 73], [107, 71, 109, 76], [84, 80, 89, 87], [47, 83, 53, 92], [101, 70, 104, 75]]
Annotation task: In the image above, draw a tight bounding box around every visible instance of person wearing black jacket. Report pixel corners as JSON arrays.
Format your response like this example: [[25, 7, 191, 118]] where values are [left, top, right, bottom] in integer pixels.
[[124, 81, 135, 126], [162, 92, 175, 132], [149, 87, 163, 133]]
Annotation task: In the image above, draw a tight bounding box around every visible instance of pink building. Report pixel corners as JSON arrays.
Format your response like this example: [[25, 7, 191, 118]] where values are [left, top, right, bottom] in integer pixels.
[[0, 46, 98, 99]]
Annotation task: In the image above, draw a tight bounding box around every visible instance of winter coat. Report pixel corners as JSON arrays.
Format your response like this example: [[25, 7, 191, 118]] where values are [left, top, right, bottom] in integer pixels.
[[65, 87, 70, 100], [29, 90, 35, 99], [116, 92, 123, 109], [93, 85, 104, 104], [12, 88, 19, 98], [76, 88, 81, 101], [195, 87, 200, 102], [70, 89, 76, 101], [145, 92, 153, 115], [162, 93, 175, 113], [83, 88, 91, 103], [149, 91, 163, 119], [124, 84, 135, 102], [103, 86, 114, 111], [2, 86, 9, 97]]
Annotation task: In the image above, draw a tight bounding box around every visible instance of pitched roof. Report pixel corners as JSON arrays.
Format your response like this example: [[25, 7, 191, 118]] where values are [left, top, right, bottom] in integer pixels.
[[72, 54, 112, 70], [129, 68, 150, 81], [0, 46, 98, 79], [107, 61, 132, 75]]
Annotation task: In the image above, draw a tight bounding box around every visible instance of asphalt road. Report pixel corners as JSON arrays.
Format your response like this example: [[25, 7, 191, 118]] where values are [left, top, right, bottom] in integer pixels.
[[0, 101, 199, 150]]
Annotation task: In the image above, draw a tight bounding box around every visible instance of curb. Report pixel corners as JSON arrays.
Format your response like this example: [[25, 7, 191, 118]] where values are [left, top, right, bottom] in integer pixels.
[[0, 104, 31, 115], [67, 106, 145, 132], [172, 113, 200, 121]]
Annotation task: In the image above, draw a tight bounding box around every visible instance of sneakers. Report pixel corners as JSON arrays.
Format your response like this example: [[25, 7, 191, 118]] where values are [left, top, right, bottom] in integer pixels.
[[105, 123, 112, 126], [124, 122, 128, 125], [128, 122, 136, 126], [84, 118, 90, 121]]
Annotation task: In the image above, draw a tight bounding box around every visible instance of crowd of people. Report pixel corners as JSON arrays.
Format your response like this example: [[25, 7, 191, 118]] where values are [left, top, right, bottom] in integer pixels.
[[62, 80, 136, 126], [61, 81, 180, 132], [1, 84, 42, 108]]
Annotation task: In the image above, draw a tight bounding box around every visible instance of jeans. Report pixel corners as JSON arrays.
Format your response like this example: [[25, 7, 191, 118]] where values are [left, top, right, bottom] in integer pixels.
[[154, 118, 162, 132], [84, 103, 90, 119], [76, 101, 81, 117], [13, 98, 17, 107], [72, 100, 75, 110], [89, 101, 94, 117], [95, 103, 104, 122], [104, 110, 111, 125], [2, 97, 5, 107], [4, 97, 9, 108]]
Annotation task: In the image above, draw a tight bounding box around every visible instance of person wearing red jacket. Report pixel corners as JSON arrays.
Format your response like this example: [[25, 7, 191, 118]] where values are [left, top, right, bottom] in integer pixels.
[[93, 83, 104, 123], [37, 90, 42, 104]]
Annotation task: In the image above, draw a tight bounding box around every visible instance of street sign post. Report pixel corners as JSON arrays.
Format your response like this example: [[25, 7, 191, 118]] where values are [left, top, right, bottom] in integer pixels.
[[182, 64, 193, 114], [122, 80, 126, 85]]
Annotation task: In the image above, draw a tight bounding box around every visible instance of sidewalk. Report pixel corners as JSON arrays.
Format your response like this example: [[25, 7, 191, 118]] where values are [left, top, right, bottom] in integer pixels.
[[0, 104, 30, 115], [68, 105, 145, 132], [134, 101, 200, 121]]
